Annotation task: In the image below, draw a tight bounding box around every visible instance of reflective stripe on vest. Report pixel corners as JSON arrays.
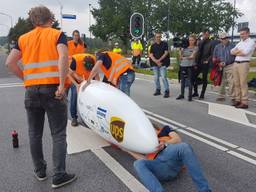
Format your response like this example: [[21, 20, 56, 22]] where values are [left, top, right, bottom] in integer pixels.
[[23, 60, 58, 70], [108, 58, 132, 83], [24, 71, 59, 81], [18, 27, 61, 87]]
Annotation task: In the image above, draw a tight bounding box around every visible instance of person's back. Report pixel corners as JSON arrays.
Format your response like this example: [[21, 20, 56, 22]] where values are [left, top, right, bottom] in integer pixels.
[[19, 27, 61, 86], [5, 6, 77, 189]]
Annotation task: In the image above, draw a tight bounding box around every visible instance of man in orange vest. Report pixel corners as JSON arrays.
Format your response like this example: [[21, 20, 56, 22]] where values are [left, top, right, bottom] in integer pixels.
[[126, 125, 211, 192], [68, 53, 99, 126], [84, 51, 135, 96], [68, 30, 87, 58], [5, 6, 76, 189]]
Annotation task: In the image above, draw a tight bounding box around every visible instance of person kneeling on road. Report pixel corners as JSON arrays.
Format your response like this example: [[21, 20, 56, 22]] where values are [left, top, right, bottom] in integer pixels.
[[127, 125, 212, 192], [84, 50, 135, 96], [68, 53, 100, 126]]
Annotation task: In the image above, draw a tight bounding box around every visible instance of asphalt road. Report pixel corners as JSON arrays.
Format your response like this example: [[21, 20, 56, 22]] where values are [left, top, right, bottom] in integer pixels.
[[1, 52, 256, 192]]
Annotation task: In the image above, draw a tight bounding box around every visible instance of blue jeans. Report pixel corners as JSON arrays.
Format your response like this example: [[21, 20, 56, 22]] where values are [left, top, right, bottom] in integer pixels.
[[118, 70, 135, 96], [134, 143, 211, 192], [153, 66, 169, 92], [70, 84, 78, 119]]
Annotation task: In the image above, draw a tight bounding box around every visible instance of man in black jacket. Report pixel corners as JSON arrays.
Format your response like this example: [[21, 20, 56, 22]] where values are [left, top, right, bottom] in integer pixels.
[[150, 32, 170, 98], [193, 29, 215, 99]]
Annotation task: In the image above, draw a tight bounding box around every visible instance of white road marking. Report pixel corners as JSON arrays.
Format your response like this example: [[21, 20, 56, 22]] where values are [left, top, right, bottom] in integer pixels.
[[185, 127, 239, 148], [66, 121, 109, 154], [0, 83, 23, 88], [227, 151, 256, 166], [92, 148, 148, 192], [147, 115, 228, 152], [238, 148, 256, 158], [144, 109, 239, 149], [0, 82, 23, 86], [143, 109, 187, 128], [196, 100, 256, 128], [66, 121, 148, 191], [144, 109, 256, 166]]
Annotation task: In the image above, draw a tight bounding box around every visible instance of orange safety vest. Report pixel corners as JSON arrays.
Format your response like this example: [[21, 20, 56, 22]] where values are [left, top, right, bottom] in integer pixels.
[[68, 40, 85, 57], [146, 128, 172, 160], [18, 27, 63, 87], [100, 52, 134, 86], [72, 53, 95, 80]]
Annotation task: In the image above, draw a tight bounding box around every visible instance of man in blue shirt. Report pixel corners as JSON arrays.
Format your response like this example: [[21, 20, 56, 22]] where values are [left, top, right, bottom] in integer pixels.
[[213, 32, 235, 104]]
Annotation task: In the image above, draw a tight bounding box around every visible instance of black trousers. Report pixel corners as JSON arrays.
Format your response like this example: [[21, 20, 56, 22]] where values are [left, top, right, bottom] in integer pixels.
[[193, 64, 209, 97], [132, 55, 141, 67], [25, 85, 67, 180], [180, 66, 193, 98]]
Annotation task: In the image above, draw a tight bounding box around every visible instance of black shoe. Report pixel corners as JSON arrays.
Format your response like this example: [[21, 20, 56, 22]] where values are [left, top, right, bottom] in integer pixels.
[[52, 173, 77, 189], [153, 89, 161, 96], [71, 118, 78, 127], [192, 93, 199, 97], [188, 96, 192, 102], [34, 170, 47, 181], [199, 95, 204, 100], [176, 95, 184, 100], [163, 91, 170, 98]]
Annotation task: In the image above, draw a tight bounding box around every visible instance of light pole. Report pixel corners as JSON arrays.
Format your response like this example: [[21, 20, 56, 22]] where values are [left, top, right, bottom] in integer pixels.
[[0, 12, 13, 28], [89, 3, 92, 39], [167, 0, 170, 47], [231, 0, 236, 43], [56, 0, 63, 29]]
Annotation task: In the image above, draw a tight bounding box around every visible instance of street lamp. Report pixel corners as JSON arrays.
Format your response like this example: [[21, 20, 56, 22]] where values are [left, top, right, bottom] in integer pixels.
[[231, 0, 236, 43], [89, 3, 92, 39], [0, 12, 13, 28], [55, 0, 63, 29]]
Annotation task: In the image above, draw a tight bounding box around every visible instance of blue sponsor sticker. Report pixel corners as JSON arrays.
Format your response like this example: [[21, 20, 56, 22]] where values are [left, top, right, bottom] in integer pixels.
[[97, 107, 107, 118]]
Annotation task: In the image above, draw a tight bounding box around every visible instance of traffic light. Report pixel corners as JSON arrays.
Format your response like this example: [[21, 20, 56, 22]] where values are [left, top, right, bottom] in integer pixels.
[[130, 13, 144, 39]]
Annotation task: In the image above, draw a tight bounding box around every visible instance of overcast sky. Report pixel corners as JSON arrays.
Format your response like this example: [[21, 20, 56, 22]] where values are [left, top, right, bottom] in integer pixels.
[[0, 0, 255, 37]]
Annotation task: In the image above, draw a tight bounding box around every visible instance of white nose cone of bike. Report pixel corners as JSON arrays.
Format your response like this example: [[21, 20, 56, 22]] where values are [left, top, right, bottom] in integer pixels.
[[77, 80, 158, 154]]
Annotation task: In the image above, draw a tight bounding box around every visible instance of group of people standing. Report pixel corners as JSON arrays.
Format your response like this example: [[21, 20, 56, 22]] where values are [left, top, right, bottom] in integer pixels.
[[176, 28, 255, 108], [5, 5, 135, 189]]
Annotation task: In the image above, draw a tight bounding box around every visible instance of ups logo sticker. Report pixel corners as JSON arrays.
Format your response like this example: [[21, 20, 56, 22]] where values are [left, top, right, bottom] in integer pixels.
[[110, 117, 125, 143]]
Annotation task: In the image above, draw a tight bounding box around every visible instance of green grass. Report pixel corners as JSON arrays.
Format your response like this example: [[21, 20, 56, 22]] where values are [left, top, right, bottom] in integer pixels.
[[250, 59, 256, 68], [135, 68, 178, 79]]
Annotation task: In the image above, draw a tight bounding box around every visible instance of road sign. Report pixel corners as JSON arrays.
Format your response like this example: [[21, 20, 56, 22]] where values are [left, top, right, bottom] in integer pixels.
[[130, 13, 144, 39], [62, 14, 76, 20], [237, 22, 249, 32]]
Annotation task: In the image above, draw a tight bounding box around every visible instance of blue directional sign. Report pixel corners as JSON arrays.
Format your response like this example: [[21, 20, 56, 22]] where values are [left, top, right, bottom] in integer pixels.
[[62, 14, 76, 20]]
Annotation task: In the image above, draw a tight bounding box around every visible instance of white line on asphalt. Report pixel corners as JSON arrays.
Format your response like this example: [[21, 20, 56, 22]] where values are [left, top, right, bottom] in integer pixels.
[[227, 151, 256, 166], [195, 100, 256, 129], [147, 115, 229, 152], [0, 83, 23, 88], [178, 129, 229, 152], [143, 109, 240, 149], [144, 109, 256, 166], [143, 109, 187, 128], [238, 148, 256, 158], [0, 82, 23, 86], [92, 148, 148, 192], [185, 127, 239, 149], [66, 120, 147, 191]]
